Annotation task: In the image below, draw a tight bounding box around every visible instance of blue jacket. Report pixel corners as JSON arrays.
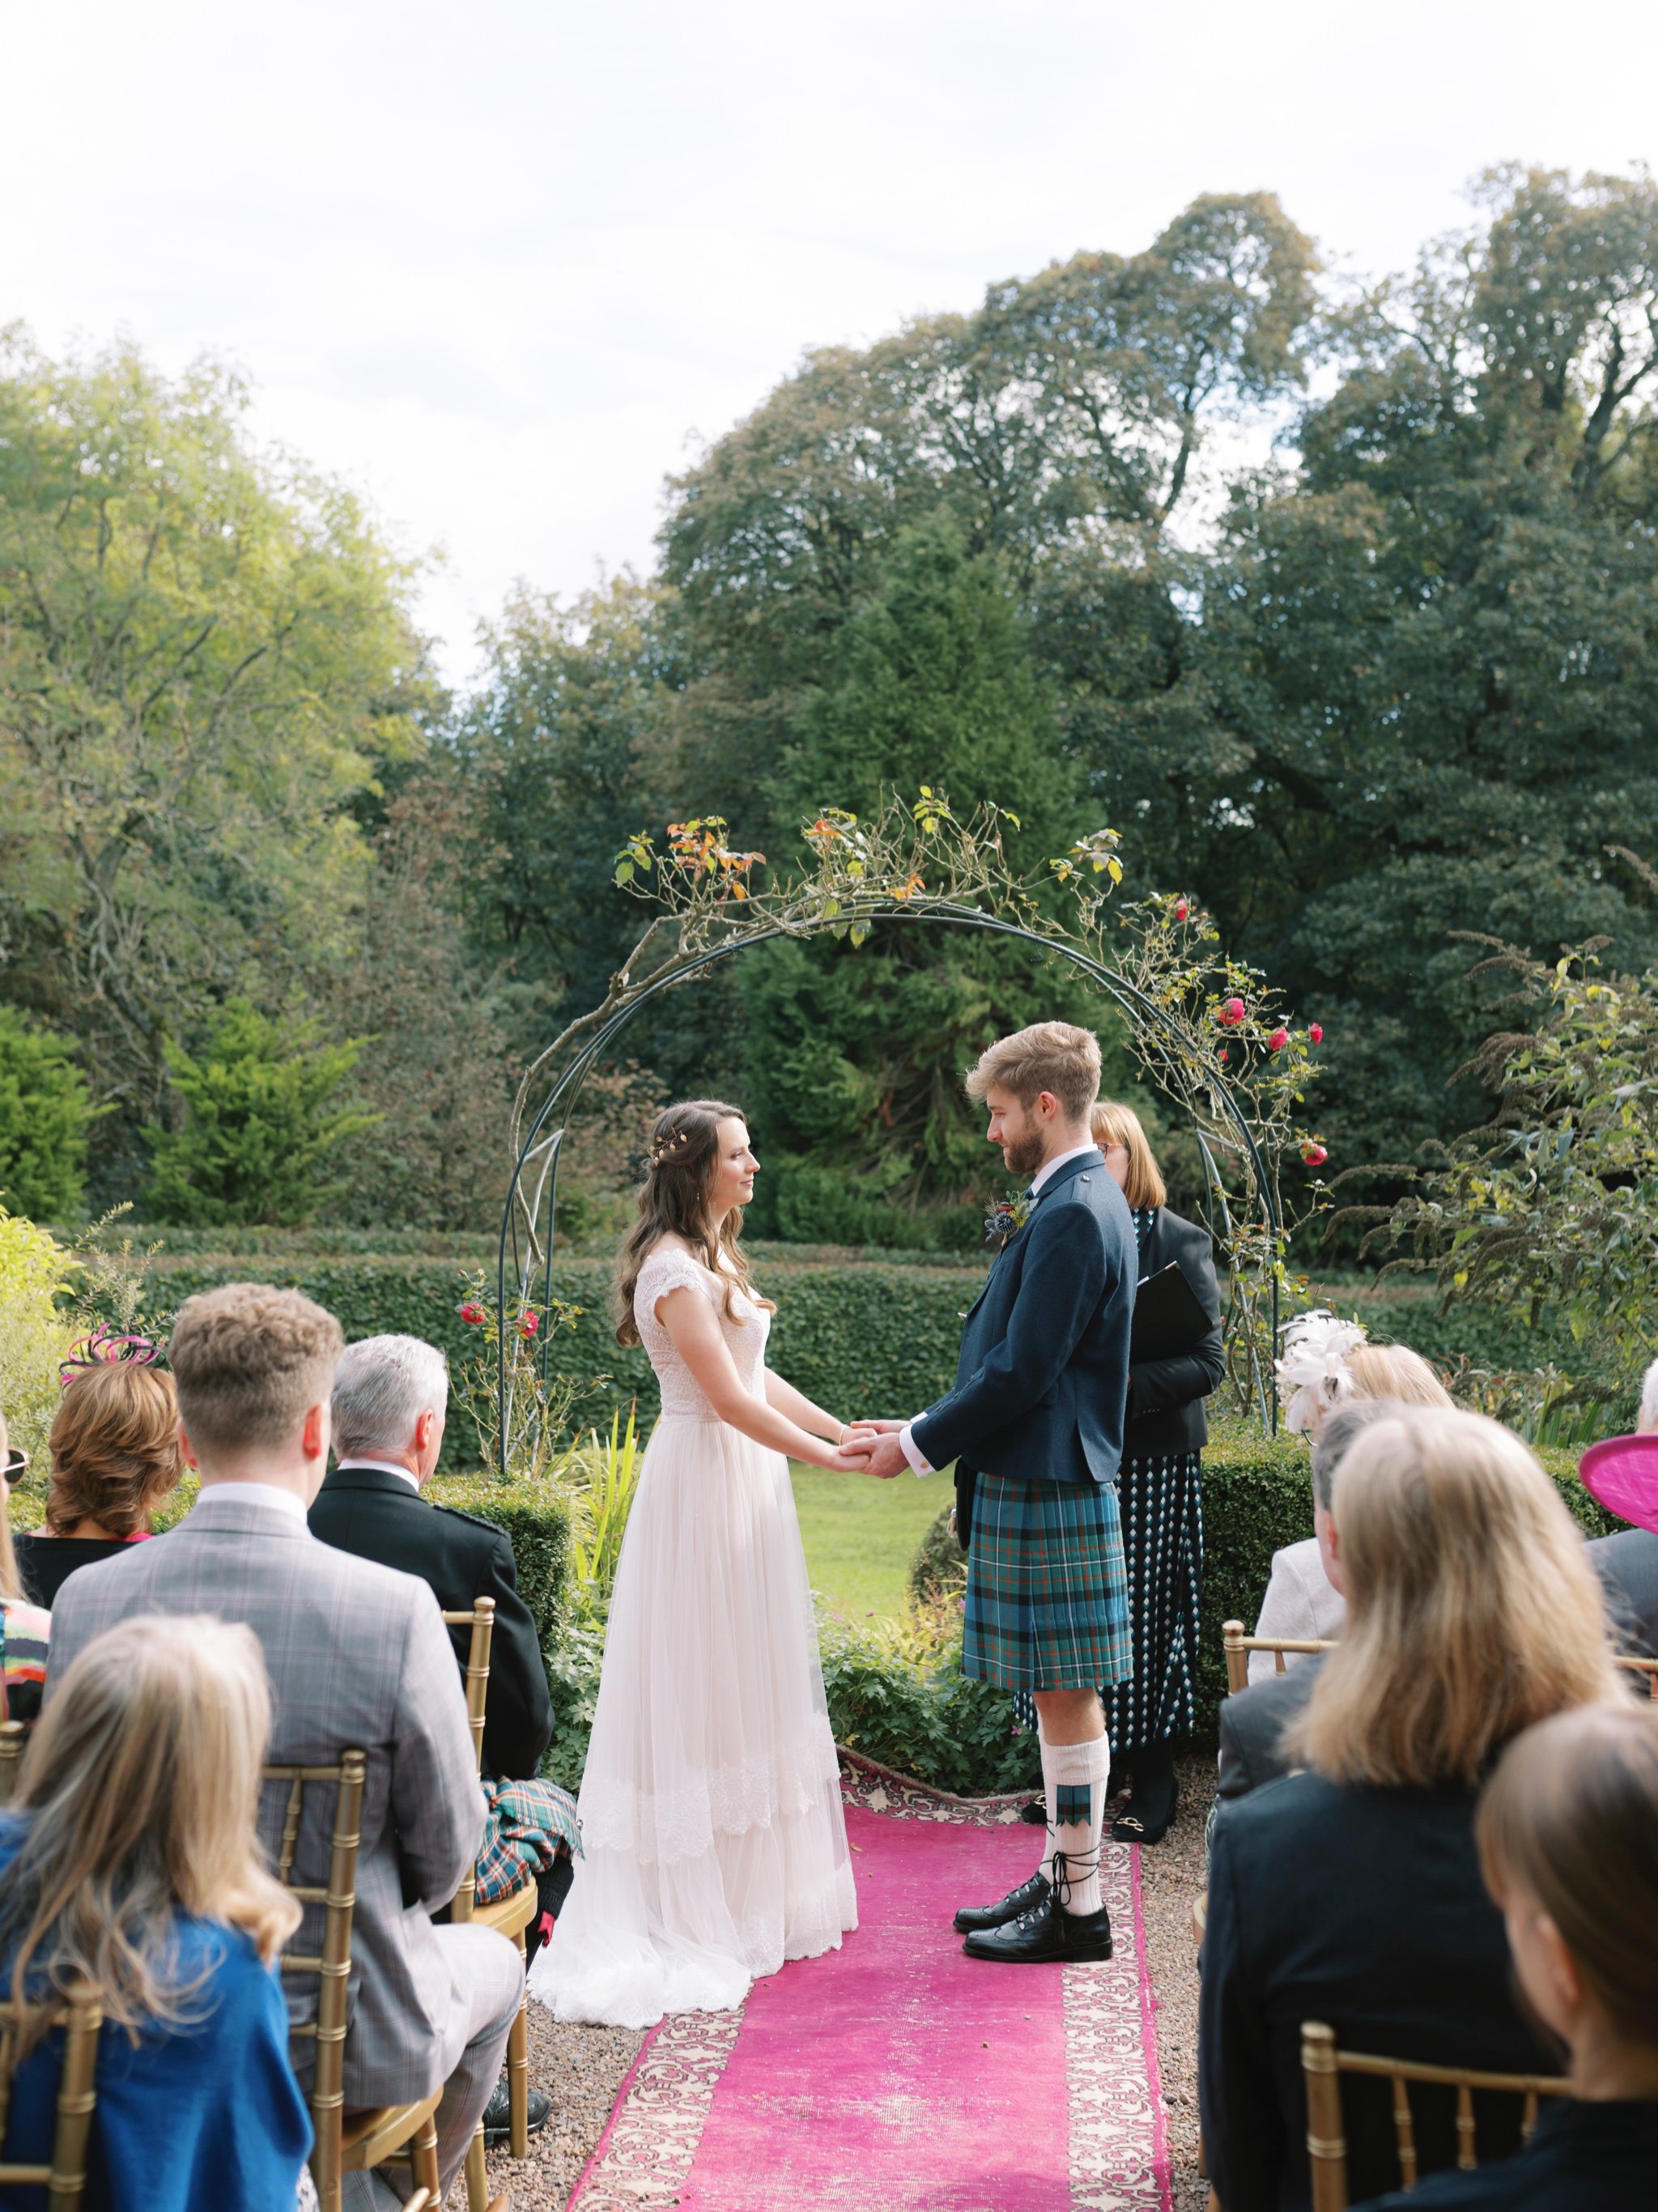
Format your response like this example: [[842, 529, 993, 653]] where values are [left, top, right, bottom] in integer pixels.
[[0, 1823, 312, 2212], [912, 1151, 1136, 1487]]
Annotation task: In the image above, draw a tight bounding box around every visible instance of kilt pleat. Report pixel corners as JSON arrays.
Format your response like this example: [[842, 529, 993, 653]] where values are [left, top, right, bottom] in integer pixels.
[[963, 1471, 1132, 1691]]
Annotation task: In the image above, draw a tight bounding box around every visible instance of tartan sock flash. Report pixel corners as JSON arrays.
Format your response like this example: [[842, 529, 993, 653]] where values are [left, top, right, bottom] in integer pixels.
[[1041, 1730, 1110, 1916]]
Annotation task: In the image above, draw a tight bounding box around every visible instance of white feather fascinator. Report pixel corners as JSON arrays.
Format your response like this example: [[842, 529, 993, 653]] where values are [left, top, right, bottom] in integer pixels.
[[1274, 1308, 1369, 1436]]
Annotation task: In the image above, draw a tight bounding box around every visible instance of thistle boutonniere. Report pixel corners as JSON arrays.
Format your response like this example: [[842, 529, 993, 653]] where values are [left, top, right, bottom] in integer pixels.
[[984, 1191, 1033, 1249]]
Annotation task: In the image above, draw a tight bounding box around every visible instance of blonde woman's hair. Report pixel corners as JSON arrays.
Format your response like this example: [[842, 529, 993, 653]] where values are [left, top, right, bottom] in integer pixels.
[[1288, 1408, 1622, 1789], [0, 1615, 300, 2054], [1090, 1101, 1167, 1210], [964, 1023, 1101, 1124], [1347, 1342, 1453, 1409], [1477, 1703, 1658, 2052]]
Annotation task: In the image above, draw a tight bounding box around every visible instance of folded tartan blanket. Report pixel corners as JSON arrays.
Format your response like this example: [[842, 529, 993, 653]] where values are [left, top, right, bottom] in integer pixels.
[[474, 1776, 582, 1906]]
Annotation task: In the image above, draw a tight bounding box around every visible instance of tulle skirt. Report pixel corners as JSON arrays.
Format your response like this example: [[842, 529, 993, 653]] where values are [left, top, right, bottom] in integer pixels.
[[527, 1412, 858, 2027]]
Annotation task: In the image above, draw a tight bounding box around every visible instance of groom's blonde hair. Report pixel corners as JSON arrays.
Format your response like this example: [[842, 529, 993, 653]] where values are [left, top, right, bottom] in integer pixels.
[[966, 1023, 1101, 1124]]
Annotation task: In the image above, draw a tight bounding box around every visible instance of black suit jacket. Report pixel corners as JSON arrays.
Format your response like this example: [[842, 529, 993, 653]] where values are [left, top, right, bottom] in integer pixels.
[[1589, 1526, 1658, 1657], [308, 1463, 553, 1782], [1216, 1658, 1323, 1800], [1201, 1772, 1550, 2212], [1125, 1206, 1226, 1458]]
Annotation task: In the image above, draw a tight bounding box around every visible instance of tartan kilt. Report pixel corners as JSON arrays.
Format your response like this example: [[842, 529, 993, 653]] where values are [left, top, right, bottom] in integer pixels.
[[963, 1470, 1133, 1691]]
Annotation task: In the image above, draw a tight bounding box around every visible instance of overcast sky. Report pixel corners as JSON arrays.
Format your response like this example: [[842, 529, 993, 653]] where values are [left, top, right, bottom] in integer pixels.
[[5, 1, 1656, 683]]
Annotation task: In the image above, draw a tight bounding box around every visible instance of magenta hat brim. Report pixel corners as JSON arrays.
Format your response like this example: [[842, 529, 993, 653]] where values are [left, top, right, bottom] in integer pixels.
[[1579, 1433, 1658, 1535]]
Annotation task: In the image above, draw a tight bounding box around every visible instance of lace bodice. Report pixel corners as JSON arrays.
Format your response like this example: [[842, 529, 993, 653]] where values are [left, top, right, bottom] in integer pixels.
[[633, 1244, 770, 1419]]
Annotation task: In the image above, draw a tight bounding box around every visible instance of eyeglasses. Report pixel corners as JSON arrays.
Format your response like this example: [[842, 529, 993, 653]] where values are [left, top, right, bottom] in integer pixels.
[[2, 1446, 28, 1485]]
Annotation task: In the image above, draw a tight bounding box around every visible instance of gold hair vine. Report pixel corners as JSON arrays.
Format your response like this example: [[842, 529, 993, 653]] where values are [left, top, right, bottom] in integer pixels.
[[647, 1129, 692, 1168]]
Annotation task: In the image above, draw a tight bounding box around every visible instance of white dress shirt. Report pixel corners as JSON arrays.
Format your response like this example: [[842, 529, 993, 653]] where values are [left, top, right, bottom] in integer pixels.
[[194, 1479, 308, 1521], [899, 1140, 1105, 1475], [337, 1457, 421, 1491]]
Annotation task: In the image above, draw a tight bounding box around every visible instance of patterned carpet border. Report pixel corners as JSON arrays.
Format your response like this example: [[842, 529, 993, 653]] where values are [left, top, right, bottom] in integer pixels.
[[565, 1753, 1171, 2211]]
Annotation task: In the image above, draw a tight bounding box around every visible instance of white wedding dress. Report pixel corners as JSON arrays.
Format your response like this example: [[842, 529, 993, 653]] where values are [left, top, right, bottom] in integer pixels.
[[528, 1241, 857, 2027]]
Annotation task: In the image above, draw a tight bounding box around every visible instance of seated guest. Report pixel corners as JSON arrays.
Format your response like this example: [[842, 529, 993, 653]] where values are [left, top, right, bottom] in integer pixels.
[[1584, 1355, 1658, 1658], [0, 1404, 49, 1728], [1218, 1402, 1388, 1801], [1200, 1407, 1622, 2212], [1253, 1329, 1452, 1681], [1357, 1701, 1658, 2209], [15, 1354, 185, 1608], [0, 1614, 311, 2208], [45, 1283, 516, 2212], [312, 1333, 579, 2144]]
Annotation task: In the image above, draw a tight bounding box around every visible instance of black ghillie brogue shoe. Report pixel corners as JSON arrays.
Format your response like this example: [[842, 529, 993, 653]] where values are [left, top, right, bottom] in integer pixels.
[[483, 2076, 553, 2146], [962, 1886, 1114, 1964], [952, 1869, 1052, 1934]]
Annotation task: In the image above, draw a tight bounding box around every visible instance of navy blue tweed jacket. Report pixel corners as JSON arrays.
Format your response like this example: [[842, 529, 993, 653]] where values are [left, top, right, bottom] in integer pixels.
[[912, 1151, 1136, 1501]]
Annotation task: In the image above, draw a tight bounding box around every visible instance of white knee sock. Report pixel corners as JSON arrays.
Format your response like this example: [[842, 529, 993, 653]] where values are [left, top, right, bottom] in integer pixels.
[[1040, 1730, 1110, 1916]]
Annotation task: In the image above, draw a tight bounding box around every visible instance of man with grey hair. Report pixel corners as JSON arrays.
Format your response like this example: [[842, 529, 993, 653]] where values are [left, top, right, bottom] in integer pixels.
[[311, 1333, 576, 2149]]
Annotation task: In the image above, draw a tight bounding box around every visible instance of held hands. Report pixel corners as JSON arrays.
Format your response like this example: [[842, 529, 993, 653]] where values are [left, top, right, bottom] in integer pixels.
[[843, 1418, 912, 1482]]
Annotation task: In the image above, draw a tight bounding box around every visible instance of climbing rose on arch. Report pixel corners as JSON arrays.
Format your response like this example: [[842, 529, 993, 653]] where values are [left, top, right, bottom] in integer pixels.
[[1309, 1022, 1324, 1045], [1218, 998, 1246, 1027], [1268, 1027, 1289, 1053], [1300, 1138, 1329, 1168], [457, 1302, 487, 1325]]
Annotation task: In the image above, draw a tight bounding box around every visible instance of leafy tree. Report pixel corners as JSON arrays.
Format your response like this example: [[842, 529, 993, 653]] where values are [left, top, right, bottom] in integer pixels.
[[0, 1007, 92, 1218], [143, 999, 377, 1227], [737, 517, 1122, 1233], [1154, 168, 1658, 1180], [0, 329, 435, 1193]]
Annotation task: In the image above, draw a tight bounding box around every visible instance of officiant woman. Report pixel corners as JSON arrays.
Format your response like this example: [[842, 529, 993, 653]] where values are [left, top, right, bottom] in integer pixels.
[[1091, 1100, 1224, 1844]]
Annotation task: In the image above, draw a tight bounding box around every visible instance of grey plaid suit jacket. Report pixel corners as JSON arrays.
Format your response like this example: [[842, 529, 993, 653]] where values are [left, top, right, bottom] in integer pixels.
[[46, 1488, 488, 2106]]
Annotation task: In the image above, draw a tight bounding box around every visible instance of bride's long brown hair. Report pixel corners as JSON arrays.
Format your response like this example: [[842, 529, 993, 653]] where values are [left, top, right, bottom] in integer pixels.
[[615, 1100, 776, 1347]]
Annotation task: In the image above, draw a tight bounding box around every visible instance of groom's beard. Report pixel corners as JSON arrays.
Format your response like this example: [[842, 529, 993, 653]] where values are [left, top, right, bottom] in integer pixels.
[[1001, 1129, 1046, 1180]]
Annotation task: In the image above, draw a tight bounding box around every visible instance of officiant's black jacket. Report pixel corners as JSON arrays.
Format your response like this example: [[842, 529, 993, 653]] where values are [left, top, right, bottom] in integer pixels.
[[308, 1461, 553, 1781], [1124, 1205, 1226, 1458], [915, 1151, 1135, 1502]]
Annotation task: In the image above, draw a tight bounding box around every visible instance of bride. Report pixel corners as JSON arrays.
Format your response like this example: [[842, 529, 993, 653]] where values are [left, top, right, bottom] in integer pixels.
[[529, 1099, 866, 2027]]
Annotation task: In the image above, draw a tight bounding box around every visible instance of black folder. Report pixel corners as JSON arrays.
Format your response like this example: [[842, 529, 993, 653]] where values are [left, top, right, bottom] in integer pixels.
[[1130, 1260, 1213, 1361]]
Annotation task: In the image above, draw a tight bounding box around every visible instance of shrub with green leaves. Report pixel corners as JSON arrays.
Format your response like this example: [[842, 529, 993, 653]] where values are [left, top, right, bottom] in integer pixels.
[[0, 1009, 92, 1220], [144, 999, 377, 1227], [0, 1209, 78, 1465]]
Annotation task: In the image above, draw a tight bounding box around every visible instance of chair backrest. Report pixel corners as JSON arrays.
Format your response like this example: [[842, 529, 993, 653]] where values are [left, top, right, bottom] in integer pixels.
[[265, 1749, 368, 2201], [1222, 1619, 1335, 1696], [1300, 2020, 1570, 2212], [438, 1599, 495, 1925], [0, 1979, 103, 2207], [0, 1722, 25, 1807], [1615, 1653, 1658, 1699]]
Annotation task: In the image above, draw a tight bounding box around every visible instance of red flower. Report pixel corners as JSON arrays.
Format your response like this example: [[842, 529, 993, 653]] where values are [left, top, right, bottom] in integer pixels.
[[1268, 1027, 1289, 1053], [1217, 997, 1246, 1027], [457, 1302, 487, 1325], [517, 1311, 539, 1338], [1300, 1138, 1329, 1168], [1308, 1022, 1324, 1045], [1174, 899, 1189, 922], [1218, 1046, 1229, 1062]]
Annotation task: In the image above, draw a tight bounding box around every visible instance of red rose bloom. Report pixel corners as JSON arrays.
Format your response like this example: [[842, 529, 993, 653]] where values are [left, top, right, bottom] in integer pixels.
[[1300, 1138, 1329, 1168], [457, 1302, 487, 1325], [1175, 899, 1189, 921], [1268, 1027, 1289, 1052], [1218, 997, 1246, 1027], [1309, 1022, 1324, 1045], [517, 1312, 539, 1338]]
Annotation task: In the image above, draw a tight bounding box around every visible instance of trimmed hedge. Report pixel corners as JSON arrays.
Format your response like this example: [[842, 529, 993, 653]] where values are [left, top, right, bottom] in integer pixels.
[[142, 1254, 987, 1461], [10, 1470, 572, 1657]]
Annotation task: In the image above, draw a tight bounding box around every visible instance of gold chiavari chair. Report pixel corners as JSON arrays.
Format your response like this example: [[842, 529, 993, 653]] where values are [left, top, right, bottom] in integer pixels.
[[1300, 2021, 1569, 2211], [1616, 1653, 1658, 1698], [1222, 1619, 1335, 1697], [0, 1980, 101, 2210], [441, 1597, 539, 2212], [266, 1750, 441, 2212], [0, 1721, 26, 1806]]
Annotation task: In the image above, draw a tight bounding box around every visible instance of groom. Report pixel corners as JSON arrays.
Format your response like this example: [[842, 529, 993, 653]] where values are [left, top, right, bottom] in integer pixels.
[[852, 1021, 1136, 1963]]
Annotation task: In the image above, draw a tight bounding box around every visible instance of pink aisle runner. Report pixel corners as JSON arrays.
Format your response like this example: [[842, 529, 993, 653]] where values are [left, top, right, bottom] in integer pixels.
[[567, 1761, 1171, 2212]]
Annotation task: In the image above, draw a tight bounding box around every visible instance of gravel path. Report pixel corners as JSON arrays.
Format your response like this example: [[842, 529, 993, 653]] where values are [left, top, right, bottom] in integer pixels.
[[1137, 1751, 1218, 2212], [487, 1755, 1218, 2212], [483, 2007, 645, 2210]]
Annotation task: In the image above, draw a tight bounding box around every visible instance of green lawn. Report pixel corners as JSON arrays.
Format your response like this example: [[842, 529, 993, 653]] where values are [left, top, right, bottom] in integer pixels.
[[789, 1461, 946, 1619]]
